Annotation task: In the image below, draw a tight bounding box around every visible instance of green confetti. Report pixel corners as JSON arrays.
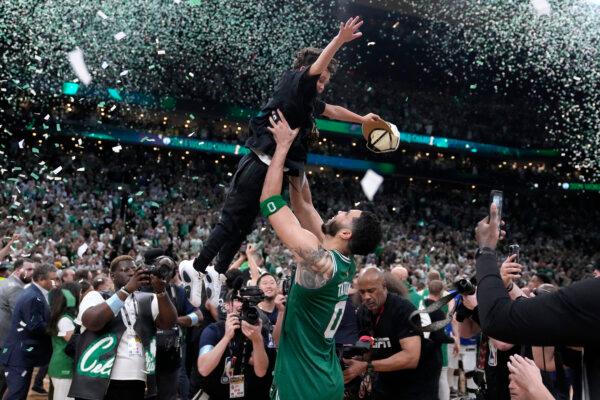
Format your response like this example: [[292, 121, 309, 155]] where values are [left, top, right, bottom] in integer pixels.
[[32, 148, 39, 154]]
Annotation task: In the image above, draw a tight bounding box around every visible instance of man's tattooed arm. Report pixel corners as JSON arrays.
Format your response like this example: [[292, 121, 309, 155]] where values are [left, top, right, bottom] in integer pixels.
[[295, 247, 334, 289]]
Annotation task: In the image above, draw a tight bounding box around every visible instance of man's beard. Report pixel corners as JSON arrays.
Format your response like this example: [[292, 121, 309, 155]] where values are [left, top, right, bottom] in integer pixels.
[[321, 218, 342, 237]]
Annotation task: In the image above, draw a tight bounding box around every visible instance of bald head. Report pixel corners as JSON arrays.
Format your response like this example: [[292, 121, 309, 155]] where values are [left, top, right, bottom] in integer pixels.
[[391, 266, 408, 282], [357, 267, 387, 312], [358, 267, 385, 285]]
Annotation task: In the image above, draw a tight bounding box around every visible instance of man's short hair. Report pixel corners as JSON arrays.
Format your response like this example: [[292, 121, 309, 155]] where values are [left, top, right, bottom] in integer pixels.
[[257, 273, 277, 287], [427, 270, 440, 282], [535, 273, 552, 284], [110, 255, 134, 273], [12, 259, 33, 271], [32, 264, 56, 282], [348, 211, 382, 256], [428, 280, 444, 297], [293, 47, 339, 74]]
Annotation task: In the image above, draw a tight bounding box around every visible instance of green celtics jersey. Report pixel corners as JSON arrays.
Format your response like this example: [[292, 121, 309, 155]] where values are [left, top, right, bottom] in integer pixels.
[[272, 250, 355, 400]]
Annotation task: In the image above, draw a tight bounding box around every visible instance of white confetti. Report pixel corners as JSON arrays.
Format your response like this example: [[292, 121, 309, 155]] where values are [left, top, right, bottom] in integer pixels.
[[97, 10, 108, 20], [119, 70, 129, 76], [67, 47, 92, 85], [101, 61, 109, 69], [360, 169, 384, 201], [114, 31, 127, 41], [18, 140, 24, 149], [530, 0, 552, 16], [52, 166, 62, 175], [112, 144, 122, 153]]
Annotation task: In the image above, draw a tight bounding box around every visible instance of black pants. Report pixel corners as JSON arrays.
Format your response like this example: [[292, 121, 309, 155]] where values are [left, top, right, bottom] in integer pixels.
[[194, 153, 269, 274]]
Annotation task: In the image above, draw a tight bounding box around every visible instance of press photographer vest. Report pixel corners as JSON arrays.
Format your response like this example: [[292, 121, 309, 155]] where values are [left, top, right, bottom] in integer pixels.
[[68, 292, 157, 400]]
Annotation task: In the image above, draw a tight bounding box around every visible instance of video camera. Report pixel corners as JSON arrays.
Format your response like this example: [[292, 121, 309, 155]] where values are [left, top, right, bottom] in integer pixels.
[[341, 336, 374, 361], [454, 278, 478, 323], [234, 286, 265, 326], [145, 255, 176, 281]]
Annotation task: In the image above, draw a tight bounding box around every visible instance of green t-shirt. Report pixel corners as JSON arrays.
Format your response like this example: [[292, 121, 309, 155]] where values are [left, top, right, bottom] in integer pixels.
[[48, 314, 75, 378], [272, 250, 355, 400]]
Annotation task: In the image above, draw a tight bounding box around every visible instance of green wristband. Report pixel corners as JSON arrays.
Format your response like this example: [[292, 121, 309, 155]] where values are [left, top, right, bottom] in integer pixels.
[[260, 195, 287, 218]]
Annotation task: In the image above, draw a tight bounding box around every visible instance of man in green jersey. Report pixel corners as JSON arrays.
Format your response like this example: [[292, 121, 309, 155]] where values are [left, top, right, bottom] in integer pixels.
[[259, 110, 382, 400]]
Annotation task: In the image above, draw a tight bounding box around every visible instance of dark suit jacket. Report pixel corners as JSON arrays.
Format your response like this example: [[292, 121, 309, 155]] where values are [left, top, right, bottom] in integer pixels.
[[0, 284, 51, 368]]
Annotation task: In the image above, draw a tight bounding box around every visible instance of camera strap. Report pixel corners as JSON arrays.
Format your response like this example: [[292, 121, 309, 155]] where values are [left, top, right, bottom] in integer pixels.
[[409, 291, 458, 332]]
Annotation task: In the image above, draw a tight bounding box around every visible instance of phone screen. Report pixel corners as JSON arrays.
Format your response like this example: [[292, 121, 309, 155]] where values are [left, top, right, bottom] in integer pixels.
[[509, 244, 520, 263], [490, 190, 503, 222]]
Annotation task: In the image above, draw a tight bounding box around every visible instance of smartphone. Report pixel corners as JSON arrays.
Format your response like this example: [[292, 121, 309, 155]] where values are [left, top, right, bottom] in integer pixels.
[[509, 244, 520, 263], [489, 190, 503, 223]]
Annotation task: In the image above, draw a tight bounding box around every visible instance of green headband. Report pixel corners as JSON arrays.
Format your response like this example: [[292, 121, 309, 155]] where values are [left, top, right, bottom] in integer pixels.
[[62, 289, 76, 308]]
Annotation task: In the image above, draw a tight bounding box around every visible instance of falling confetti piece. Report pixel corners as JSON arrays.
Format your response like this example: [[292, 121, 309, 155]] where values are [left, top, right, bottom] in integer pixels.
[[67, 47, 92, 85], [112, 144, 122, 153], [97, 10, 108, 19], [52, 166, 62, 175], [114, 32, 127, 41]]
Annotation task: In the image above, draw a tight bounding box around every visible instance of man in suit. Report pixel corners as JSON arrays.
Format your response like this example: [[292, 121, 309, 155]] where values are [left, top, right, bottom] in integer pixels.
[[0, 258, 35, 397], [0, 264, 58, 400]]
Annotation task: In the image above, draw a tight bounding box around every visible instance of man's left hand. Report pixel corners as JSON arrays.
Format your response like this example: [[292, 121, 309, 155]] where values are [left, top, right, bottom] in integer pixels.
[[150, 274, 167, 294], [241, 319, 263, 343], [342, 358, 367, 383]]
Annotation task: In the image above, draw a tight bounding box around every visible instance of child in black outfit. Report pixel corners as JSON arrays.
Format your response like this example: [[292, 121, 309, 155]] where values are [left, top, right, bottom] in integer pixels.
[[194, 16, 382, 274]]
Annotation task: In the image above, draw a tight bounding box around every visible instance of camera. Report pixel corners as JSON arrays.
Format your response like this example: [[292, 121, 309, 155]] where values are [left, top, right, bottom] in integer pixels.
[[145, 255, 175, 281], [454, 278, 476, 296], [341, 336, 374, 360], [235, 286, 265, 326], [454, 278, 478, 323]]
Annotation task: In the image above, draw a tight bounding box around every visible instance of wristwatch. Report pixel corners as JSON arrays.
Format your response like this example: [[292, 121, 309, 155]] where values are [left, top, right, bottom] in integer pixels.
[[475, 247, 496, 259]]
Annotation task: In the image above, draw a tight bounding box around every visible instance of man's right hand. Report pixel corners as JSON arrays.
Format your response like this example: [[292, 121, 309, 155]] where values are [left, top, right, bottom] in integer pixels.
[[268, 110, 299, 151], [224, 313, 241, 341], [500, 254, 522, 288], [123, 269, 151, 294]]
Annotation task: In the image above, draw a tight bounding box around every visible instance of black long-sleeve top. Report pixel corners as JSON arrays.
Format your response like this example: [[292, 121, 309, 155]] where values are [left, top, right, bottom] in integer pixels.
[[475, 252, 600, 398], [476, 252, 600, 346]]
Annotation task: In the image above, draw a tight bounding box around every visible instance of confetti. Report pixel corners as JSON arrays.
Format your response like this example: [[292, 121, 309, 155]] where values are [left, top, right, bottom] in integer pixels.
[[67, 47, 92, 85], [114, 32, 127, 41], [112, 144, 122, 153], [96, 10, 109, 20], [360, 170, 384, 201]]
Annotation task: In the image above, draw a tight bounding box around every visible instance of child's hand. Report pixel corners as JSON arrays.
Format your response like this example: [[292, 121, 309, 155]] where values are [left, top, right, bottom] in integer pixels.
[[336, 16, 363, 44], [268, 109, 299, 150], [362, 113, 381, 123]]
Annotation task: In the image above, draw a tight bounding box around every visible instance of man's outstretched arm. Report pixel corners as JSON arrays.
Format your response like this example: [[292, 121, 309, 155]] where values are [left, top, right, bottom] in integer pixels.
[[289, 175, 324, 243], [260, 110, 335, 288]]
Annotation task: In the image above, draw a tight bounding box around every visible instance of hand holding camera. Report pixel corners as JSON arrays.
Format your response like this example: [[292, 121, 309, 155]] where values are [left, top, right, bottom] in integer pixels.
[[274, 293, 287, 312], [241, 319, 263, 344], [225, 313, 241, 341], [124, 268, 152, 294]]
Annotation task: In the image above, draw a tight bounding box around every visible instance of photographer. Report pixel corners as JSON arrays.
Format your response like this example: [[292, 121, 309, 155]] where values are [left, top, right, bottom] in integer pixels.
[[344, 267, 440, 400], [69, 255, 177, 400], [196, 289, 269, 400], [141, 251, 203, 400], [475, 203, 600, 398]]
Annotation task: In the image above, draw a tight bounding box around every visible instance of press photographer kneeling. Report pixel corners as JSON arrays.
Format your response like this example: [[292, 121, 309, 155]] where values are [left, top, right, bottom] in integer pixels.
[[196, 286, 269, 400]]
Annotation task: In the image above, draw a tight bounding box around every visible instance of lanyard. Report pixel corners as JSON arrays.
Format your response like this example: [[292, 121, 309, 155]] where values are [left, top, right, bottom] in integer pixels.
[[122, 294, 139, 330], [373, 305, 385, 331]]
